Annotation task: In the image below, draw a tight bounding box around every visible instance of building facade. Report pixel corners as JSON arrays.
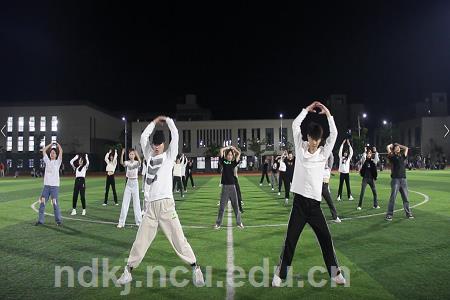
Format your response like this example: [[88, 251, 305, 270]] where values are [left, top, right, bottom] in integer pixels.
[[0, 103, 123, 174]]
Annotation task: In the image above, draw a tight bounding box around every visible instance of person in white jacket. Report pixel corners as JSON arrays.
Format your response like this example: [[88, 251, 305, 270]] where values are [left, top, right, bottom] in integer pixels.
[[172, 155, 184, 198], [116, 115, 204, 287], [69, 154, 89, 216], [103, 149, 118, 205], [337, 139, 354, 201], [181, 154, 188, 192], [117, 148, 143, 228]]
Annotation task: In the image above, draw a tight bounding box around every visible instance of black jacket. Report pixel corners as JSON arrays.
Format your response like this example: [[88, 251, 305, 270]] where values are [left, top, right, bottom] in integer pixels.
[[360, 159, 378, 180]]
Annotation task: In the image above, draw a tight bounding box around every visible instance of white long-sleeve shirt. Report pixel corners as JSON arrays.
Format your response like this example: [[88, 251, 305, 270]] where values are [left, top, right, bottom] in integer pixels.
[[290, 109, 338, 201], [105, 151, 118, 174], [338, 143, 353, 173], [323, 153, 334, 181], [70, 154, 89, 178], [141, 118, 178, 202], [173, 163, 183, 177], [181, 155, 188, 176]]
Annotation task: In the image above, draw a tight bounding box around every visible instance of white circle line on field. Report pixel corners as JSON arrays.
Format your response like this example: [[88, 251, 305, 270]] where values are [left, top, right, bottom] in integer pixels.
[[30, 190, 429, 228]]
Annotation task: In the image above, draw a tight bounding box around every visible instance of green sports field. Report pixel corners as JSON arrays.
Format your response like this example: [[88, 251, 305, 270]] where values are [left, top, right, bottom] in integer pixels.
[[1, 170, 449, 300]]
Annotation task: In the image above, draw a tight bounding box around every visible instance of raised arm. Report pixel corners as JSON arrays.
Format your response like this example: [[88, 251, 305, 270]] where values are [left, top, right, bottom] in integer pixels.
[[165, 117, 179, 160], [292, 108, 308, 147], [70, 155, 79, 169], [113, 150, 118, 164], [231, 146, 241, 162], [338, 141, 344, 159], [327, 153, 334, 170], [104, 150, 111, 164], [85, 154, 89, 168], [386, 144, 393, 156], [316, 102, 337, 159], [135, 150, 141, 163], [348, 142, 354, 160], [399, 144, 409, 157], [220, 146, 227, 158], [120, 149, 125, 167], [56, 142, 63, 160], [140, 120, 157, 161]]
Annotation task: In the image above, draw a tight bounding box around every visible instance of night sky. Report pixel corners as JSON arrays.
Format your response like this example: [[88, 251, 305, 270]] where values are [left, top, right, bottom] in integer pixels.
[[0, 1, 449, 120]]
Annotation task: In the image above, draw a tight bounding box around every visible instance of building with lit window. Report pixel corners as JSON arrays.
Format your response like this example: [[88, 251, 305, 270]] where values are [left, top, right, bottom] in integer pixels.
[[0, 102, 123, 173]]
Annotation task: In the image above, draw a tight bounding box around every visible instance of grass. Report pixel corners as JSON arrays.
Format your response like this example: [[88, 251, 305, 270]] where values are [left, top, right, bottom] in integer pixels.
[[0, 169, 449, 299]]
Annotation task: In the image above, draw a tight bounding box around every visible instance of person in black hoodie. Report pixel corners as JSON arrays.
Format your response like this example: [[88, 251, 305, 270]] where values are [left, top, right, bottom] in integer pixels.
[[284, 151, 295, 205], [259, 158, 270, 186], [357, 149, 379, 210]]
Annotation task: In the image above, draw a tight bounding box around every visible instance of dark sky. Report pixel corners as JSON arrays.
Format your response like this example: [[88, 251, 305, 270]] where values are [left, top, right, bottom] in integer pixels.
[[0, 1, 449, 120]]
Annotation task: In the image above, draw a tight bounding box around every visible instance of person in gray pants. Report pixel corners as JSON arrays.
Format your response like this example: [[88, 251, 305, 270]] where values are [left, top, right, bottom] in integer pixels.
[[322, 153, 340, 222], [385, 143, 414, 221], [357, 148, 379, 210], [215, 146, 243, 229]]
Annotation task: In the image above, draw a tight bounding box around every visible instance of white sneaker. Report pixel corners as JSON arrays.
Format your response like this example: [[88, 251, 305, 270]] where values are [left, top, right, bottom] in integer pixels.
[[272, 274, 282, 287], [357, 207, 362, 210], [214, 224, 221, 230], [278, 192, 281, 196], [70, 209, 77, 216], [349, 195, 354, 201], [102, 203, 107, 206], [259, 183, 262, 186], [271, 188, 274, 191], [337, 196, 341, 201], [285, 198, 288, 205], [217, 201, 220, 206], [374, 206, 381, 209], [117, 267, 132, 285], [334, 217, 342, 223], [182, 195, 185, 198], [115, 203, 119, 206], [237, 223, 244, 229], [332, 272, 346, 285], [241, 201, 244, 206], [82, 209, 86, 216], [193, 266, 205, 287], [268, 183, 272, 186], [117, 224, 124, 228]]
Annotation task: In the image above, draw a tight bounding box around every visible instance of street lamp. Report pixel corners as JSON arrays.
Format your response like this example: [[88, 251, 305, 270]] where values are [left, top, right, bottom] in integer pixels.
[[382, 120, 392, 142], [122, 116, 127, 154], [358, 112, 367, 138], [279, 113, 283, 150]]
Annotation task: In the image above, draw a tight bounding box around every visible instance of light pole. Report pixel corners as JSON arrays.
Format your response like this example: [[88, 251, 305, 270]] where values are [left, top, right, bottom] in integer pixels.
[[358, 112, 367, 138], [279, 113, 283, 151], [122, 116, 127, 154], [382, 119, 392, 143]]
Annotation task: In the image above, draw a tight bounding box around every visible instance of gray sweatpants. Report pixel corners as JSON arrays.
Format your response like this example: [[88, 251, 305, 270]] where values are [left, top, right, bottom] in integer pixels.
[[387, 178, 412, 217], [216, 184, 242, 226]]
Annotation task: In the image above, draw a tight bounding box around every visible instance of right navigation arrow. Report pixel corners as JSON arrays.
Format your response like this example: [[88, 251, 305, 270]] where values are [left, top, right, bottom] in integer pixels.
[[445, 125, 449, 138]]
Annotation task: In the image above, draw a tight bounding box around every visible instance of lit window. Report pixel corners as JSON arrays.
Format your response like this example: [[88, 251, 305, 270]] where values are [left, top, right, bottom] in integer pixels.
[[18, 136, 24, 152], [7, 117, 13, 132], [18, 117, 24, 132], [6, 136, 12, 151], [29, 136, 35, 151], [40, 116, 46, 132], [197, 157, 205, 169], [6, 159, 12, 168], [51, 116, 58, 132], [29, 117, 35, 132], [51, 136, 57, 144], [40, 136, 46, 148], [29, 159, 34, 168], [211, 157, 219, 169]]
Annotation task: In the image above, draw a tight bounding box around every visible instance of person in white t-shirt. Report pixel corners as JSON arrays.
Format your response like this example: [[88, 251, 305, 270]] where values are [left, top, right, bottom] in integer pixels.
[[35, 143, 63, 226], [117, 148, 142, 228], [103, 149, 118, 205], [272, 101, 346, 287], [172, 155, 184, 198], [69, 153, 89, 216], [117, 116, 204, 287], [337, 139, 354, 201]]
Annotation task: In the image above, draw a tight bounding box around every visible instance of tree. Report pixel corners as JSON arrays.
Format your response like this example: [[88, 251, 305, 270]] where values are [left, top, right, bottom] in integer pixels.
[[204, 144, 221, 157]]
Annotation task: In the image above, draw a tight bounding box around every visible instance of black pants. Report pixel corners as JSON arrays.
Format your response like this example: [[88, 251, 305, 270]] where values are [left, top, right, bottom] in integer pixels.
[[359, 177, 378, 208], [73, 177, 86, 209], [234, 176, 243, 212], [260, 170, 270, 184], [278, 172, 291, 199], [278, 194, 339, 279], [104, 174, 118, 204], [322, 183, 338, 220], [337, 173, 352, 198], [185, 172, 195, 187], [173, 176, 184, 197]]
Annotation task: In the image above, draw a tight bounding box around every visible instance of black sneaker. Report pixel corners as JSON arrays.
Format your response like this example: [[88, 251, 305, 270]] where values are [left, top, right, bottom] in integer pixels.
[[56, 223, 63, 226], [385, 215, 393, 221], [34, 222, 43, 226]]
